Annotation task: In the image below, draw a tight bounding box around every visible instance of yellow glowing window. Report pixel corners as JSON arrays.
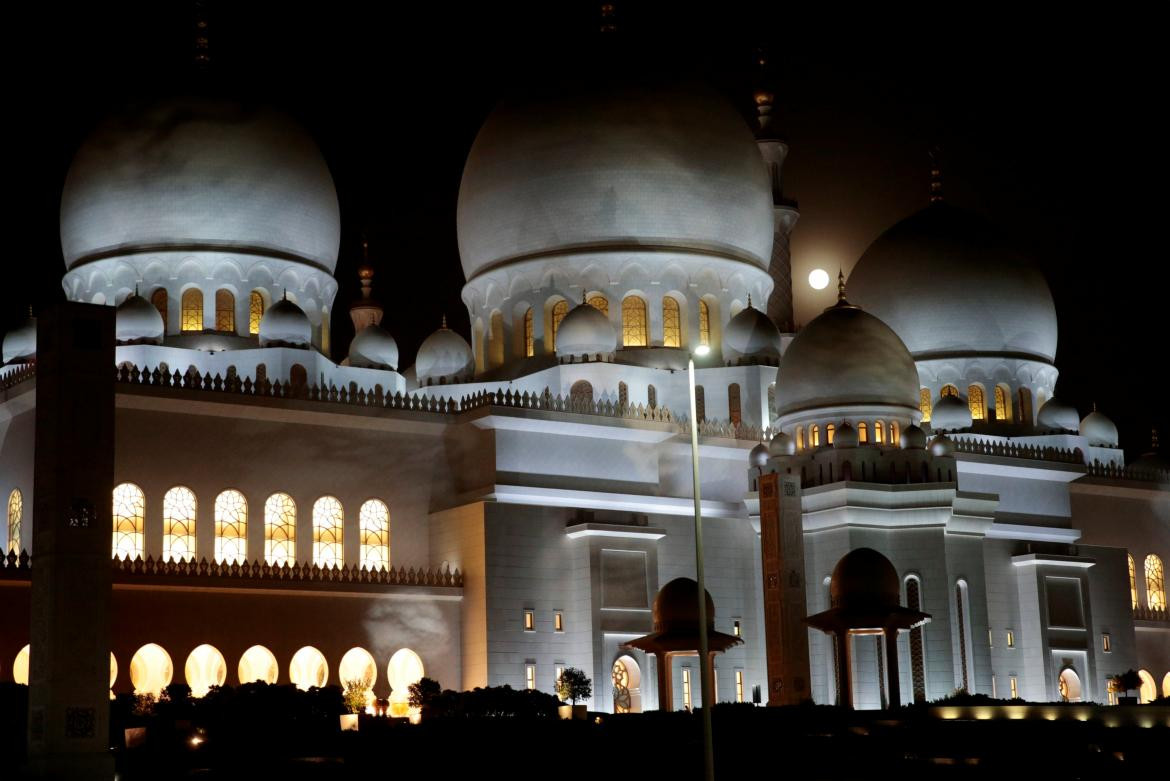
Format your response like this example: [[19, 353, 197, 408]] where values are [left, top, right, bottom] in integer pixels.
[[184, 644, 227, 698], [622, 296, 648, 347], [826, 423, 835, 445], [289, 646, 329, 691], [215, 289, 235, 333], [264, 493, 296, 566], [968, 385, 986, 421], [130, 643, 174, 697], [525, 664, 536, 690], [151, 288, 168, 328], [524, 610, 535, 631], [919, 388, 932, 423], [587, 295, 609, 316], [941, 384, 959, 398], [1006, 630, 1015, 648], [312, 496, 344, 569], [249, 291, 264, 335], [7, 488, 21, 554], [181, 289, 203, 332], [321, 308, 331, 356], [1009, 677, 1018, 699], [1145, 554, 1166, 610], [699, 300, 711, 347], [214, 490, 248, 565], [810, 425, 820, 447], [858, 422, 868, 443], [524, 308, 534, 357], [891, 421, 900, 446], [875, 421, 884, 444], [663, 297, 682, 347], [550, 300, 569, 351], [554, 611, 564, 632], [1102, 633, 1111, 652], [238, 645, 279, 684], [359, 499, 389, 571], [796, 426, 805, 451], [995, 385, 1011, 421], [112, 483, 145, 560], [682, 668, 693, 710], [489, 311, 504, 368], [733, 620, 742, 637], [163, 486, 197, 563], [735, 670, 744, 703], [1129, 554, 1138, 609]]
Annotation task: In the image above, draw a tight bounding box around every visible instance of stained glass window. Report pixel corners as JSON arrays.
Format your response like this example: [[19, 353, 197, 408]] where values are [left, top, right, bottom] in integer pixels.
[[587, 295, 609, 316], [264, 493, 296, 566], [313, 496, 344, 568], [359, 499, 389, 571], [622, 296, 648, 347], [112, 483, 145, 560], [249, 291, 264, 335], [181, 289, 203, 332], [968, 385, 986, 421], [1129, 554, 1138, 609], [1146, 554, 1166, 611], [163, 487, 197, 562], [699, 300, 711, 347], [215, 290, 235, 333], [6, 489, 21, 554], [523, 308, 534, 357], [858, 422, 868, 443], [215, 490, 248, 565], [919, 388, 932, 423], [663, 297, 681, 347], [941, 384, 959, 398], [550, 300, 569, 351], [994, 385, 1011, 421]]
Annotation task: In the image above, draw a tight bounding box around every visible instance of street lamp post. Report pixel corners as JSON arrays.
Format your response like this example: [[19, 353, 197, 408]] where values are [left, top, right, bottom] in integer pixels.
[[688, 344, 715, 781]]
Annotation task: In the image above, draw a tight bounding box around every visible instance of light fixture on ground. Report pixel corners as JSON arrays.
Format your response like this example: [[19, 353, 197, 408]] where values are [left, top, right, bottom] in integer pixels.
[[687, 343, 714, 781]]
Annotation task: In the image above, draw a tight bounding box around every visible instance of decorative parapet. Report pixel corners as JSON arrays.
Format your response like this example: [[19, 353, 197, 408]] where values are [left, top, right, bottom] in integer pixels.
[[458, 387, 676, 423], [951, 436, 1084, 465], [1, 363, 35, 390], [1133, 605, 1169, 622], [0, 548, 30, 575], [679, 419, 775, 442], [1085, 460, 1170, 485]]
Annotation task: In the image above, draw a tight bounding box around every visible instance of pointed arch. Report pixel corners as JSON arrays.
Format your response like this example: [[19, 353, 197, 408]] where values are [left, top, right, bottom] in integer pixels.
[[919, 388, 932, 423], [249, 291, 266, 335], [858, 422, 868, 443], [1017, 387, 1034, 424], [662, 296, 682, 347], [1145, 554, 1165, 610], [113, 483, 145, 560], [359, 499, 390, 571], [162, 486, 197, 562], [181, 289, 204, 332], [940, 384, 959, 398], [523, 307, 535, 357], [1129, 553, 1139, 609], [215, 289, 235, 333], [549, 299, 570, 352], [151, 288, 168, 329], [728, 383, 742, 427], [313, 496, 344, 568], [621, 295, 648, 347], [968, 384, 986, 421], [6, 489, 22, 554], [264, 493, 296, 566], [214, 490, 248, 565], [699, 299, 711, 347], [647, 384, 657, 409], [994, 384, 1012, 421], [587, 294, 609, 317]]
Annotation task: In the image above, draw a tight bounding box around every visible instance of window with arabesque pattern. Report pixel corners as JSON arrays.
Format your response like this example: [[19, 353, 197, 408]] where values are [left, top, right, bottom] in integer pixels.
[[550, 300, 569, 351], [181, 289, 203, 332], [622, 296, 648, 347], [163, 487, 197, 562], [265, 493, 296, 566], [359, 499, 390, 571], [313, 496, 344, 568], [113, 483, 145, 560], [662, 297, 681, 347], [1146, 554, 1166, 610], [215, 490, 247, 565], [249, 291, 264, 335], [7, 489, 21, 554]]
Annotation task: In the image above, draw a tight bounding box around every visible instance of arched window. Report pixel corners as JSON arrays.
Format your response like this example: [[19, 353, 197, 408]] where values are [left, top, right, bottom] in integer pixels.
[[264, 493, 296, 566], [151, 288, 168, 328], [359, 499, 390, 571], [1138, 669, 1157, 704], [810, 425, 820, 448], [214, 490, 248, 565], [874, 421, 885, 444], [387, 648, 425, 714], [130, 643, 173, 697], [523, 308, 534, 357], [162, 487, 197, 562], [112, 483, 145, 560], [994, 385, 1012, 421], [662, 297, 682, 347], [728, 383, 742, 427], [249, 291, 265, 335], [621, 296, 648, 347], [618, 381, 629, 409], [184, 644, 227, 697], [238, 644, 279, 684], [1145, 554, 1166, 610], [339, 647, 378, 707], [796, 426, 805, 451], [550, 300, 569, 351], [289, 646, 329, 691], [954, 581, 972, 691], [181, 289, 203, 332], [570, 380, 593, 406], [826, 423, 835, 445], [647, 384, 657, 409], [587, 295, 609, 316], [1017, 387, 1034, 424], [488, 311, 504, 368], [699, 300, 711, 347], [6, 489, 21, 554], [968, 384, 986, 421], [940, 384, 959, 398], [695, 385, 706, 423], [919, 388, 932, 423], [1129, 554, 1138, 609], [321, 308, 331, 356], [890, 421, 900, 446], [215, 289, 235, 333], [858, 422, 868, 443], [313, 496, 344, 569], [905, 576, 926, 702]]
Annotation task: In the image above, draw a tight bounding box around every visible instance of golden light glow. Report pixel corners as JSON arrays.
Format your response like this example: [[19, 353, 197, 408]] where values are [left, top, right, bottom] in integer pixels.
[[662, 297, 682, 347], [809, 268, 830, 290], [941, 384, 959, 398], [1138, 669, 1157, 704], [162, 486, 197, 563], [796, 426, 805, 451], [968, 384, 986, 421], [215, 289, 235, 333], [289, 646, 329, 691], [130, 643, 174, 697], [184, 644, 227, 697], [550, 300, 569, 351], [891, 421, 900, 446], [875, 421, 885, 444], [995, 385, 1012, 421], [339, 647, 378, 707], [682, 668, 692, 710], [264, 493, 296, 566], [621, 296, 648, 347], [858, 422, 868, 443], [919, 389, 932, 423], [735, 670, 744, 703], [1145, 554, 1166, 610], [13, 644, 29, 685], [523, 308, 534, 357], [214, 490, 247, 565], [113, 483, 145, 560], [6, 488, 21, 554], [359, 499, 390, 571], [810, 425, 819, 448], [1129, 554, 1138, 610], [388, 648, 424, 709], [238, 644, 279, 684], [699, 300, 711, 347], [312, 496, 344, 568], [525, 664, 536, 690], [181, 288, 203, 332], [249, 291, 264, 335], [587, 295, 609, 317], [826, 423, 835, 445]]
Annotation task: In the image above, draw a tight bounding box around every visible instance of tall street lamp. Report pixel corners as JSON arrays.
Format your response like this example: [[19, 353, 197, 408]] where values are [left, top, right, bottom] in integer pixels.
[[687, 343, 715, 781]]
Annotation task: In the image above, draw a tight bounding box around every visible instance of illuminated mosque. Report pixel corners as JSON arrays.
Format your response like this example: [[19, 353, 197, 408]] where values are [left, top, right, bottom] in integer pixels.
[[1, 67, 1168, 727]]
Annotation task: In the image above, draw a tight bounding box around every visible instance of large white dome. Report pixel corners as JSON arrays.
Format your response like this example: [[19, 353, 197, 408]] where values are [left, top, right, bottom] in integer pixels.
[[847, 202, 1057, 364], [456, 83, 774, 281], [60, 97, 340, 272]]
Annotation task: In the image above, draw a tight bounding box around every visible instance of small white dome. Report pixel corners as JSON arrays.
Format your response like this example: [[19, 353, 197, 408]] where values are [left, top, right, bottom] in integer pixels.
[[348, 324, 399, 371], [929, 434, 955, 457], [1036, 398, 1079, 433], [930, 395, 972, 432], [901, 424, 927, 450], [1079, 409, 1118, 447], [555, 301, 617, 357], [749, 443, 769, 467], [116, 293, 164, 344], [416, 323, 474, 384], [769, 432, 796, 457], [258, 298, 311, 348], [722, 303, 781, 360], [834, 422, 859, 448], [2, 316, 36, 364]]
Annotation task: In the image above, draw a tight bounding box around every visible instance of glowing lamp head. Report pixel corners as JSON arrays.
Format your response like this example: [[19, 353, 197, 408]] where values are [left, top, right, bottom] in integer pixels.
[[694, 344, 711, 357], [809, 268, 830, 290]]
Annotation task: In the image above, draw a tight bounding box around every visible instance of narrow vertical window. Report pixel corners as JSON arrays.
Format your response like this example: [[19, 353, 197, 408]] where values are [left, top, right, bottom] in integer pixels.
[[214, 490, 248, 565], [523, 610, 535, 631], [735, 670, 744, 703], [890, 421, 900, 446], [249, 291, 264, 335], [994, 385, 1011, 421], [6, 489, 21, 554], [699, 300, 711, 347], [955, 581, 971, 691], [312, 496, 344, 569], [968, 384, 986, 421], [523, 307, 534, 357], [1145, 554, 1166, 610], [906, 577, 926, 703], [488, 311, 504, 368], [264, 493, 296, 566], [874, 421, 884, 444], [1009, 677, 1018, 699], [826, 423, 835, 445], [1006, 630, 1015, 648], [1102, 633, 1112, 652], [621, 296, 648, 347], [587, 295, 609, 316], [525, 664, 537, 690], [695, 385, 706, 423], [181, 289, 203, 332], [359, 499, 390, 571], [682, 668, 693, 710], [858, 422, 868, 443], [1017, 387, 1034, 424], [113, 483, 145, 560], [215, 289, 235, 333], [151, 288, 168, 328], [662, 296, 682, 347], [796, 426, 805, 451], [554, 611, 564, 632], [733, 620, 742, 637], [1129, 554, 1138, 609], [919, 388, 932, 423], [551, 300, 569, 351], [810, 425, 820, 447], [162, 487, 197, 563], [728, 383, 742, 427]]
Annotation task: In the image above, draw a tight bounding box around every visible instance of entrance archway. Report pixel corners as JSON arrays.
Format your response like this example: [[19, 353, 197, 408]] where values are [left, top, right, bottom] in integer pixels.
[[1058, 667, 1082, 702], [612, 654, 643, 713]]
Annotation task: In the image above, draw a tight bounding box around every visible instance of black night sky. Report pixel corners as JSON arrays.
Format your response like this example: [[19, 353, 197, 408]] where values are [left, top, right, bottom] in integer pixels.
[[7, 3, 1166, 458]]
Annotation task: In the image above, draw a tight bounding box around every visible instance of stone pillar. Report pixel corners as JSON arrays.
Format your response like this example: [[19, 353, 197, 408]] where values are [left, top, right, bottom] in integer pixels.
[[835, 632, 853, 709], [27, 302, 115, 779], [758, 472, 811, 705], [655, 651, 672, 712], [884, 628, 901, 709]]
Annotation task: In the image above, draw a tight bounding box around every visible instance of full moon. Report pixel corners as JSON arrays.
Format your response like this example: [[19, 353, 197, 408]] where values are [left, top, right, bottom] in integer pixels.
[[808, 268, 830, 290]]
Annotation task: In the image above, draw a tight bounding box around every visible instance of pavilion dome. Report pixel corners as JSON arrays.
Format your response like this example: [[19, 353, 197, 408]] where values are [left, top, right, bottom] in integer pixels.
[[1079, 409, 1119, 447], [929, 434, 955, 457], [769, 432, 796, 457], [2, 316, 36, 364], [774, 299, 919, 422], [830, 548, 900, 610], [457, 82, 773, 281], [258, 298, 311, 348], [554, 301, 617, 357], [722, 302, 782, 360], [416, 322, 474, 384], [847, 202, 1057, 365], [749, 442, 769, 467], [348, 324, 399, 371], [652, 577, 716, 633], [115, 293, 165, 344], [60, 96, 340, 273], [1036, 397, 1079, 433], [930, 395, 973, 433], [901, 424, 928, 450], [834, 422, 859, 448]]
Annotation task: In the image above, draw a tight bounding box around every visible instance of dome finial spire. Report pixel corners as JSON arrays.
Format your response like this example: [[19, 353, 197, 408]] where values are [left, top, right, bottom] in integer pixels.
[[929, 146, 943, 203], [441, 314, 447, 329], [1154, 428, 1161, 451], [193, 0, 210, 69], [747, 294, 753, 309], [837, 269, 848, 304]]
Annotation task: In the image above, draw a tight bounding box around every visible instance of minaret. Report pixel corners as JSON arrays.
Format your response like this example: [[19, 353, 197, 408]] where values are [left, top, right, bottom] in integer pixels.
[[753, 52, 800, 334], [349, 238, 383, 333]]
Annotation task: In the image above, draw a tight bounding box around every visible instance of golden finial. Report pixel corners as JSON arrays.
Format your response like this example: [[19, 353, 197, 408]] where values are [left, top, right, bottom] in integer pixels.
[[747, 294, 753, 309], [929, 146, 943, 203], [582, 291, 588, 305], [441, 314, 448, 329], [837, 269, 847, 303]]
